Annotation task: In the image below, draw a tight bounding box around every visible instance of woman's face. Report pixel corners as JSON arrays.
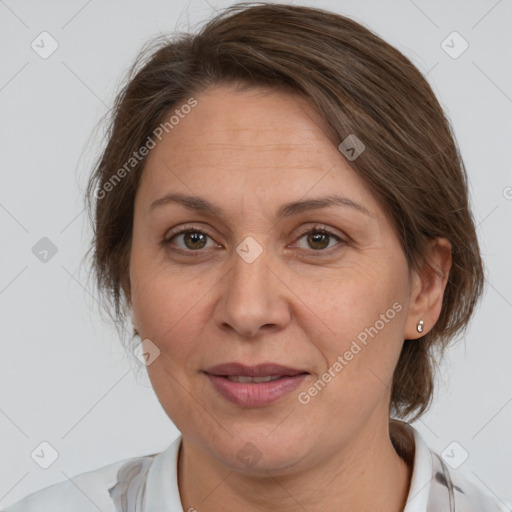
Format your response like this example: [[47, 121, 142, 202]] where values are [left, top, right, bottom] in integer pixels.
[[129, 83, 423, 472]]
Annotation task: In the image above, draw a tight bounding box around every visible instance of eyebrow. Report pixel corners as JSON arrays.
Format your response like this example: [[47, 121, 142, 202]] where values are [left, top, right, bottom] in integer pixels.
[[148, 192, 372, 218]]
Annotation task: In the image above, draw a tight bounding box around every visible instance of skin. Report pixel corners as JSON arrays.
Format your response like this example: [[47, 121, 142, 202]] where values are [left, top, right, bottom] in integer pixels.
[[129, 83, 452, 512]]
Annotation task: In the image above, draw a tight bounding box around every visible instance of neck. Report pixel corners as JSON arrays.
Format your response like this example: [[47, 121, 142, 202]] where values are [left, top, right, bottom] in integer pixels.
[[178, 420, 413, 512]]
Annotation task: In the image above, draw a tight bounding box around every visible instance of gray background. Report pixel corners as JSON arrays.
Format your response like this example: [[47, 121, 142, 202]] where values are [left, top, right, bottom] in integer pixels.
[[1, 0, 511, 508]]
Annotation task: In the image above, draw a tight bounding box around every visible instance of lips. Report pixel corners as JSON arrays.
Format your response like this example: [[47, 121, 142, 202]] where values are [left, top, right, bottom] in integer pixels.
[[225, 375, 282, 383], [204, 362, 308, 378], [203, 362, 309, 407]]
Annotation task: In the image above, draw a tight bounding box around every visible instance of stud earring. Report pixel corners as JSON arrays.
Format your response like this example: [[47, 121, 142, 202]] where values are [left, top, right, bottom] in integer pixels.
[[416, 320, 424, 333]]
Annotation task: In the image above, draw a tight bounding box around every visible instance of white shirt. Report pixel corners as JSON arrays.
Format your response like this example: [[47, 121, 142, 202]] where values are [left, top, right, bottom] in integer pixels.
[[3, 423, 510, 511]]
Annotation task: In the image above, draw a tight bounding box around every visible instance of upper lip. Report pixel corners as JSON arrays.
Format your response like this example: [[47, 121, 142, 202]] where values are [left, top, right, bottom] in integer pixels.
[[204, 362, 309, 377]]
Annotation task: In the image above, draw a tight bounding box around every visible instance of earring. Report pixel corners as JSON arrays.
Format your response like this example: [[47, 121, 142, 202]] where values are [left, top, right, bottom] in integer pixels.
[[416, 320, 424, 333]]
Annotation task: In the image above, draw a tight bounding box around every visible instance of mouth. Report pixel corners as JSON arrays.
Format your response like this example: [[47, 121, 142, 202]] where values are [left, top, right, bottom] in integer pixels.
[[222, 375, 287, 383], [203, 362, 310, 407]]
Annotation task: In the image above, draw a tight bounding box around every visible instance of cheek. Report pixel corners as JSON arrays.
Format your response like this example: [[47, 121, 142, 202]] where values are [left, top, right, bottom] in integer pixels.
[[130, 267, 222, 384], [303, 263, 405, 344], [337, 311, 405, 410], [130, 245, 196, 334], [306, 269, 407, 402]]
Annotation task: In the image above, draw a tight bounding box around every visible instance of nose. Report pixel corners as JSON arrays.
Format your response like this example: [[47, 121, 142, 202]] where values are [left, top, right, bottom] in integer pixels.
[[213, 243, 291, 338]]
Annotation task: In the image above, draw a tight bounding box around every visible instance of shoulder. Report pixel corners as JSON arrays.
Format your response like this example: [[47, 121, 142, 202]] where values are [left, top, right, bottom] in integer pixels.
[[2, 454, 148, 512], [392, 421, 511, 512], [440, 458, 512, 512]]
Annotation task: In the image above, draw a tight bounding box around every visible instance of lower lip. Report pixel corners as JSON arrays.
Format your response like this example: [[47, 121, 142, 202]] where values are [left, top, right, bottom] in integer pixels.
[[205, 373, 308, 407]]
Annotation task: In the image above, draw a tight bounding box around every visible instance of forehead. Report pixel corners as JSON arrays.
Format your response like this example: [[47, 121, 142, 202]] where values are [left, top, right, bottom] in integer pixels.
[[136, 83, 376, 213], [164, 84, 337, 152]]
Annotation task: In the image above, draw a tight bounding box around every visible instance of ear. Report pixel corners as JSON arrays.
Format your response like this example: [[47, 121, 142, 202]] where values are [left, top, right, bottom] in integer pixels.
[[404, 237, 452, 339]]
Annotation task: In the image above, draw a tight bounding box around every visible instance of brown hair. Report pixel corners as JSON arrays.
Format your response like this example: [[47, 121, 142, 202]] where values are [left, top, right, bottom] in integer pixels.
[[84, 1, 485, 421]]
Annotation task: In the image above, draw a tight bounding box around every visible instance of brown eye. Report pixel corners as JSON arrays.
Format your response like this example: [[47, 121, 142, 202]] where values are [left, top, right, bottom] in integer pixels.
[[306, 231, 331, 250], [162, 228, 217, 254], [293, 225, 346, 254], [179, 231, 209, 250]]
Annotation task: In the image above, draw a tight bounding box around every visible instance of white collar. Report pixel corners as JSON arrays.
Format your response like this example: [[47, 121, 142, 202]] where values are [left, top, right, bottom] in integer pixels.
[[145, 435, 184, 511], [403, 425, 434, 511]]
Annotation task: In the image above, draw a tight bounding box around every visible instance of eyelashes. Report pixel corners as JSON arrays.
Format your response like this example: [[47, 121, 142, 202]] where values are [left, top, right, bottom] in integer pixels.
[[162, 228, 217, 253], [160, 223, 346, 257]]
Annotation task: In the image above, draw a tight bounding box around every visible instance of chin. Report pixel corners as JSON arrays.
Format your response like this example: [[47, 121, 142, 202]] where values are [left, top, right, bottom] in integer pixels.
[[200, 422, 316, 475]]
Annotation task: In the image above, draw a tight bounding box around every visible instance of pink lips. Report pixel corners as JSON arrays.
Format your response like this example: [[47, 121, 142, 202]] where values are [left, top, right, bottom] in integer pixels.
[[203, 362, 309, 407]]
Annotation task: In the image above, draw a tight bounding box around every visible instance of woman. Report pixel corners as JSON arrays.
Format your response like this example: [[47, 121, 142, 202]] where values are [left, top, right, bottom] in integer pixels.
[[5, 2, 510, 511]]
